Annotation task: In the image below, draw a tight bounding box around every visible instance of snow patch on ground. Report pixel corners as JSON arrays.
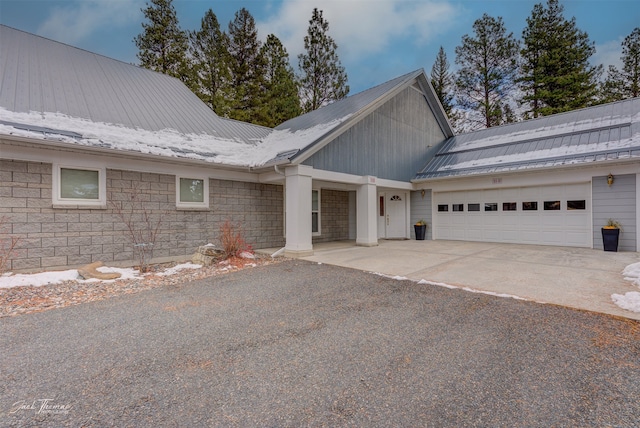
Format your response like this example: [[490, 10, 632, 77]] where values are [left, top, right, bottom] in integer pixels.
[[612, 262, 640, 313], [0, 263, 203, 288]]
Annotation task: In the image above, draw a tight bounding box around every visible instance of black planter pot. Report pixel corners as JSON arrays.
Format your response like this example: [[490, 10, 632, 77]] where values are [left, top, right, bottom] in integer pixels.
[[601, 228, 620, 252], [414, 224, 426, 240]]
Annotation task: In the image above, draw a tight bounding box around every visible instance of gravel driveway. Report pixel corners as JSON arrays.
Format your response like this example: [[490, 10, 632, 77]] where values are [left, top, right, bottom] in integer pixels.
[[2, 260, 639, 427]]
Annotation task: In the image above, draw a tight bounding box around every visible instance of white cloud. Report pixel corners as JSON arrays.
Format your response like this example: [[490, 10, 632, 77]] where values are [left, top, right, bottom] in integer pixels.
[[593, 37, 624, 74], [37, 0, 144, 45], [258, 0, 459, 62]]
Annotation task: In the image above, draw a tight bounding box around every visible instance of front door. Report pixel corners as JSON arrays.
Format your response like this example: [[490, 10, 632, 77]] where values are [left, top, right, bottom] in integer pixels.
[[385, 193, 406, 238]]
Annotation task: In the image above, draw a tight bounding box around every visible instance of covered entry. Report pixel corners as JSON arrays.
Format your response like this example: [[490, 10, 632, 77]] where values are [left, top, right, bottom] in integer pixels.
[[378, 191, 410, 239], [434, 183, 591, 247]]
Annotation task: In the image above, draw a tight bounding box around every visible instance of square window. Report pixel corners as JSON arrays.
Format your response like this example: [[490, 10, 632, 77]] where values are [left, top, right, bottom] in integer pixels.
[[567, 200, 586, 210], [53, 165, 106, 207], [438, 204, 449, 212], [468, 203, 480, 212], [523, 201, 538, 211], [544, 201, 560, 210], [452, 204, 464, 212], [484, 203, 498, 212], [503, 202, 517, 211], [176, 176, 209, 209]]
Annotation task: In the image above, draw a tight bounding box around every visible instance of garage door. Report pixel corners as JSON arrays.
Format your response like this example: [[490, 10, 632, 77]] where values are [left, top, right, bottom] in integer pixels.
[[434, 183, 591, 247]]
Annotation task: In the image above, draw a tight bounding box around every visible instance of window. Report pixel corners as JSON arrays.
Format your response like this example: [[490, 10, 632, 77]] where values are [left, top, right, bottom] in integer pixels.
[[544, 201, 560, 210], [379, 196, 384, 217], [176, 176, 209, 209], [312, 189, 320, 234], [437, 204, 449, 212], [523, 201, 538, 211], [503, 202, 517, 211], [452, 204, 464, 212], [484, 203, 498, 212], [567, 200, 586, 210], [53, 165, 106, 207], [468, 203, 480, 212]]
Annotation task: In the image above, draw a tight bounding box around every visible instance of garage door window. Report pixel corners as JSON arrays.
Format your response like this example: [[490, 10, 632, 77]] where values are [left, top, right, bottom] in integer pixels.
[[484, 203, 498, 212], [544, 201, 560, 210], [523, 201, 538, 211], [452, 204, 464, 212], [438, 204, 449, 212], [503, 202, 517, 211], [567, 200, 586, 210], [468, 203, 480, 211]]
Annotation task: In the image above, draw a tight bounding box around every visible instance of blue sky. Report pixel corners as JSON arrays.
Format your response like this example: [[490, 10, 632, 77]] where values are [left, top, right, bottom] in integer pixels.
[[1, 0, 638, 94]]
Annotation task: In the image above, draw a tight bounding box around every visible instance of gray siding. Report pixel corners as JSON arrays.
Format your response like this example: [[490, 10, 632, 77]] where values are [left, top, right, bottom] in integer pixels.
[[592, 174, 636, 251], [410, 189, 432, 240], [303, 87, 446, 182]]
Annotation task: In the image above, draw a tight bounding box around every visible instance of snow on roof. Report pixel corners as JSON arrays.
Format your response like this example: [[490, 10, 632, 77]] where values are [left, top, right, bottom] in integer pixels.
[[416, 97, 640, 180]]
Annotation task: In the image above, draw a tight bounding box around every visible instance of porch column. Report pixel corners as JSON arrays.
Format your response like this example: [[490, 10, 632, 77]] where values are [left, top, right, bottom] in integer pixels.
[[284, 165, 314, 257], [356, 176, 378, 247]]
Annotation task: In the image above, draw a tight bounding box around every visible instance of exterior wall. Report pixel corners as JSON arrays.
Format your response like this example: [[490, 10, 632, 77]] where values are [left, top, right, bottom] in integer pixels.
[[303, 86, 446, 182], [1, 159, 284, 272], [410, 189, 432, 240], [312, 189, 350, 244], [592, 174, 636, 251]]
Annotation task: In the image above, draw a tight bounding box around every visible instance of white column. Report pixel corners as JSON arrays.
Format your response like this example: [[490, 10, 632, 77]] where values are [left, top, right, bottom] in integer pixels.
[[356, 176, 378, 247], [636, 173, 640, 251], [284, 165, 314, 257]]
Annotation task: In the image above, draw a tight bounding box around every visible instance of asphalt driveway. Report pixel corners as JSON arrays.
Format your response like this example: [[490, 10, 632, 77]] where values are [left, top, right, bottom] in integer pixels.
[[2, 260, 640, 427]]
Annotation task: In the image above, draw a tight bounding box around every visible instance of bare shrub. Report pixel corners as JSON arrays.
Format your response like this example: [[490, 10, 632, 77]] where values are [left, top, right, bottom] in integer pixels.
[[219, 220, 252, 258], [110, 185, 164, 273], [0, 216, 19, 275]]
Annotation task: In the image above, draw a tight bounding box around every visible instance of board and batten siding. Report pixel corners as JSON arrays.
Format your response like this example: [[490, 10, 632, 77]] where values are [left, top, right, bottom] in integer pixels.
[[592, 174, 636, 251], [410, 189, 432, 240], [303, 86, 446, 182]]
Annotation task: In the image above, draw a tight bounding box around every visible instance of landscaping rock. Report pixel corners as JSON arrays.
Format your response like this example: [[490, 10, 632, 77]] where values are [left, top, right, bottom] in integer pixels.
[[192, 245, 225, 266], [77, 261, 121, 280]]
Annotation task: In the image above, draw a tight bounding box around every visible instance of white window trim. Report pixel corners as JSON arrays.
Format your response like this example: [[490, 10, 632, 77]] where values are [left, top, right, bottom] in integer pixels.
[[176, 176, 210, 210], [52, 164, 106, 208], [312, 188, 321, 236]]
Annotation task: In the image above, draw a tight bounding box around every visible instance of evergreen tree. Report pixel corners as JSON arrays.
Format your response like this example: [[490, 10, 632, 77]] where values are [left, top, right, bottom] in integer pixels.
[[189, 9, 232, 115], [519, 0, 601, 117], [134, 0, 189, 80], [430, 46, 455, 118], [455, 14, 519, 129], [257, 34, 302, 127], [602, 27, 640, 102], [226, 8, 265, 123], [298, 8, 349, 113]]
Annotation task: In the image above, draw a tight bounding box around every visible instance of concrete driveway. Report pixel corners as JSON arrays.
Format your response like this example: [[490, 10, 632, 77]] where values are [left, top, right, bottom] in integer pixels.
[[299, 240, 640, 320]]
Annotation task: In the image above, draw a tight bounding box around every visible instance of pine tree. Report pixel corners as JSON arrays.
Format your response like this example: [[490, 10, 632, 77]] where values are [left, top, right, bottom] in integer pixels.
[[602, 27, 640, 102], [257, 34, 302, 127], [455, 14, 519, 129], [298, 8, 349, 113], [226, 8, 265, 123], [430, 46, 455, 118], [134, 0, 189, 80], [189, 9, 232, 115], [519, 0, 601, 117]]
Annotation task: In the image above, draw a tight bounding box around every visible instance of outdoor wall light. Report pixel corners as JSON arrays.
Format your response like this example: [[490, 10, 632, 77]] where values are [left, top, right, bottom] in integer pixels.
[[421, 189, 425, 198], [607, 173, 614, 187]]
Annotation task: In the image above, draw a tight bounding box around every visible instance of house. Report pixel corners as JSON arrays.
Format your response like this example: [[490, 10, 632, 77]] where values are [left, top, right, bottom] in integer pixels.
[[1, 25, 639, 273]]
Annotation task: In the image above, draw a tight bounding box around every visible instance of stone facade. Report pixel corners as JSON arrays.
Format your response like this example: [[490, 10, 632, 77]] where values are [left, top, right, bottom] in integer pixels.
[[1, 159, 285, 272], [312, 189, 350, 244]]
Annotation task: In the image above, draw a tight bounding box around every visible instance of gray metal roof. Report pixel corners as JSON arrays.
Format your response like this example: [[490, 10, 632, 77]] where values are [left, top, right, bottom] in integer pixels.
[[271, 69, 453, 164], [0, 25, 269, 144], [415, 97, 640, 180]]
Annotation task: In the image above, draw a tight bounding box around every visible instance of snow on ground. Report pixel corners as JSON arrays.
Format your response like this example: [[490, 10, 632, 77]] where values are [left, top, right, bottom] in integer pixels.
[[0, 263, 202, 289], [612, 262, 640, 313]]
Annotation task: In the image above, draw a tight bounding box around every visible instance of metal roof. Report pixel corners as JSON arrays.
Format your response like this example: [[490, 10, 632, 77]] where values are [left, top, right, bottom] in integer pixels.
[[272, 69, 453, 164], [415, 97, 640, 180], [0, 25, 269, 144]]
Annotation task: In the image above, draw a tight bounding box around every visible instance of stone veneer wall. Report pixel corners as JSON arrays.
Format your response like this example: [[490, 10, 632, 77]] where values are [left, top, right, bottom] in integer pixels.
[[312, 189, 350, 244], [1, 159, 284, 272]]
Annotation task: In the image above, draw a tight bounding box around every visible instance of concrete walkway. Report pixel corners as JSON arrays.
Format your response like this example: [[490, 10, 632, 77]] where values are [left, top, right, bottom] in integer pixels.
[[289, 240, 640, 321]]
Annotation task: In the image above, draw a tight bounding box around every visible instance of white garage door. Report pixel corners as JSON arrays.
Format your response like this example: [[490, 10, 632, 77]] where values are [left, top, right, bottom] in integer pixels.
[[434, 183, 591, 247]]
